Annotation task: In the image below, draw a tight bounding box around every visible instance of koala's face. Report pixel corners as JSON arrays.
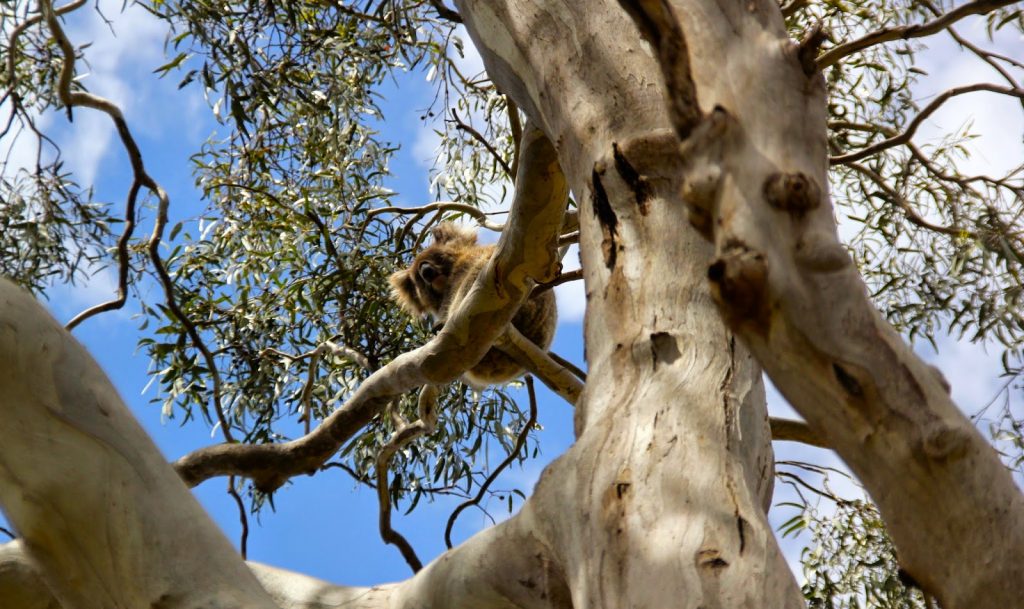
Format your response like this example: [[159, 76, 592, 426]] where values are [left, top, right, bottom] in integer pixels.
[[389, 246, 457, 318], [390, 222, 479, 320]]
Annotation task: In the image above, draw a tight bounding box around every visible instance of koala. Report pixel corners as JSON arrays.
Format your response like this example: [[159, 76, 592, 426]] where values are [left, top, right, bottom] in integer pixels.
[[389, 222, 557, 387]]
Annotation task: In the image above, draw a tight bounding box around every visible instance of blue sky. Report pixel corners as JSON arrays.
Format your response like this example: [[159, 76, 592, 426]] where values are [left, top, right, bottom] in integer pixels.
[[1, 0, 1022, 588]]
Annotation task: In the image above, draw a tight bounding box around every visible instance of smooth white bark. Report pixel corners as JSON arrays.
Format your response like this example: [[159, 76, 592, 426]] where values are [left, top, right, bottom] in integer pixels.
[[0, 282, 280, 608]]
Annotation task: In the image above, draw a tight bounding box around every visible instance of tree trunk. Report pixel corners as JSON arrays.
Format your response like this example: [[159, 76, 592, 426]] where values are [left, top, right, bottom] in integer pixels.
[[455, 0, 803, 606], [4, 0, 1021, 607]]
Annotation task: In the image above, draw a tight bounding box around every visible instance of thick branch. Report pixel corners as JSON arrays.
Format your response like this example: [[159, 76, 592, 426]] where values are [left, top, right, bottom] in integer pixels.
[[769, 417, 828, 448], [173, 127, 568, 491], [0, 282, 279, 608], [495, 325, 583, 405], [816, 0, 1021, 69]]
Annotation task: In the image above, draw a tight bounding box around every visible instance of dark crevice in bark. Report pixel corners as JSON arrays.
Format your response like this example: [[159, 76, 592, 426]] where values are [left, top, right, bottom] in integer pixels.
[[612, 142, 652, 215], [591, 164, 619, 269], [832, 363, 864, 397], [736, 515, 748, 554]]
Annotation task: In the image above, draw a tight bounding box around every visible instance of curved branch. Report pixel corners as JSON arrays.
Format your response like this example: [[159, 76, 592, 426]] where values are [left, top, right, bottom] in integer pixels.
[[831, 84, 1024, 165], [41, 0, 235, 442], [445, 375, 538, 548], [368, 201, 505, 231], [816, 0, 1021, 70], [450, 107, 513, 177], [375, 386, 440, 573], [847, 162, 970, 238]]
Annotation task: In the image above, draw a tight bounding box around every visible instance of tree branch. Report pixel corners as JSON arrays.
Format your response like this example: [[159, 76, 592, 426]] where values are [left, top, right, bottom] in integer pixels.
[[367, 201, 505, 232], [42, 0, 235, 443], [816, 0, 1021, 70], [495, 325, 583, 406], [450, 107, 514, 177], [769, 417, 829, 448], [445, 376, 538, 548], [0, 283, 279, 607], [428, 0, 463, 23], [831, 83, 1024, 165], [375, 386, 440, 573], [173, 127, 568, 491]]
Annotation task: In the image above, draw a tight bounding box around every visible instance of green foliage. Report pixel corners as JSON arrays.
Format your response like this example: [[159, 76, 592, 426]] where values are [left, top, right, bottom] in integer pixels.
[[777, 463, 932, 609]]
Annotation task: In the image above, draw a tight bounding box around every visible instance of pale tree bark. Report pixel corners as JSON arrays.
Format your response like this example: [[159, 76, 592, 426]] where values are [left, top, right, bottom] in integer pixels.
[[608, 2, 1024, 608], [3, 1, 1020, 609]]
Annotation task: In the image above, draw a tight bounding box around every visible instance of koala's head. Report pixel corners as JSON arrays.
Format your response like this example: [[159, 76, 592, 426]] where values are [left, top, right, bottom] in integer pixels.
[[389, 222, 478, 318]]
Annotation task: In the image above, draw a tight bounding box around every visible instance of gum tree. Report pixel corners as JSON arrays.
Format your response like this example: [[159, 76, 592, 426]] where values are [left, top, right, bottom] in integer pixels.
[[1, 0, 1022, 608]]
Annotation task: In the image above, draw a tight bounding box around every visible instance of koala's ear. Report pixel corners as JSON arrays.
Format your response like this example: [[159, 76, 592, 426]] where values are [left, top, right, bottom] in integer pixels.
[[389, 269, 424, 315], [432, 222, 477, 246]]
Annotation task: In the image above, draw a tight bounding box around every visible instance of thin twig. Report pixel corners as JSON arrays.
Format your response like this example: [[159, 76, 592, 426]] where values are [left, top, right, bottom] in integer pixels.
[[847, 162, 969, 238], [831, 83, 1024, 165], [0, 525, 14, 539], [262, 341, 374, 434], [367, 201, 504, 232], [4, 0, 87, 94], [817, 0, 1021, 69], [226, 476, 249, 559], [450, 108, 514, 177], [444, 375, 538, 549]]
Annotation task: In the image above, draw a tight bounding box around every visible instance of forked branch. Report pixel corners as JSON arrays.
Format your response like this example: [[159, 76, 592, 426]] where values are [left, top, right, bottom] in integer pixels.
[[831, 83, 1024, 165], [816, 0, 1021, 70]]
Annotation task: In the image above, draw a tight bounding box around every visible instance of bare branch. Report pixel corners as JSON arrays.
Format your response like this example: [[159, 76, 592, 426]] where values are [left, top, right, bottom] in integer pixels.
[[495, 325, 583, 406], [367, 201, 505, 231], [40, 0, 235, 442], [444, 375, 538, 548], [831, 83, 1024, 165], [375, 385, 439, 573], [3, 0, 87, 94], [535, 268, 583, 293], [769, 417, 829, 448], [816, 0, 1021, 70], [227, 476, 249, 559]]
